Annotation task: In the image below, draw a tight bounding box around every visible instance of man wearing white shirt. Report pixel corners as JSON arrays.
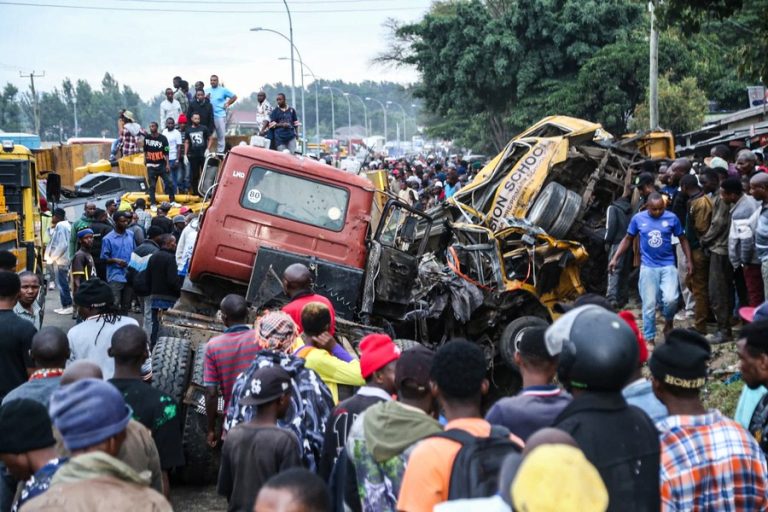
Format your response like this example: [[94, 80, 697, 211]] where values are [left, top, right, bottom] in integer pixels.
[[255, 91, 272, 135], [159, 88, 182, 128], [162, 118, 183, 196]]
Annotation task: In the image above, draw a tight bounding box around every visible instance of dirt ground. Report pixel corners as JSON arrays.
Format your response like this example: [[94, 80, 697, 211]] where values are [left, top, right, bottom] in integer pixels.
[[169, 485, 226, 511]]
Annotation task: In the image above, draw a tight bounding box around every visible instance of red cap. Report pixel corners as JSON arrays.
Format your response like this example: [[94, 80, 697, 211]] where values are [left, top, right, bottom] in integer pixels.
[[618, 310, 647, 364], [177, 113, 187, 124], [359, 334, 400, 378]]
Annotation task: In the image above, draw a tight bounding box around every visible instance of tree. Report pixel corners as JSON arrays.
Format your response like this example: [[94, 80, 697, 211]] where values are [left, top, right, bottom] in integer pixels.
[[379, 0, 644, 150], [631, 75, 708, 135], [658, 0, 768, 81], [0, 83, 23, 132]]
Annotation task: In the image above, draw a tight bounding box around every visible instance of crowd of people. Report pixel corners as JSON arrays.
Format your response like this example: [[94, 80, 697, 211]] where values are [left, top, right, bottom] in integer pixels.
[[5, 85, 768, 510], [1, 238, 768, 510], [111, 75, 305, 202], [606, 145, 768, 346], [42, 197, 199, 345]]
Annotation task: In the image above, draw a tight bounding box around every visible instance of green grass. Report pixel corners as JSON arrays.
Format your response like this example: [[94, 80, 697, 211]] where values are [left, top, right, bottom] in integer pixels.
[[702, 379, 743, 418]]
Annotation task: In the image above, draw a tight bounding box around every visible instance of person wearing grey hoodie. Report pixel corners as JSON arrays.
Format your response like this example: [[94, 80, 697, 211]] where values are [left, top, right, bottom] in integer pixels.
[[749, 173, 768, 295], [726, 177, 762, 306], [346, 345, 441, 512]]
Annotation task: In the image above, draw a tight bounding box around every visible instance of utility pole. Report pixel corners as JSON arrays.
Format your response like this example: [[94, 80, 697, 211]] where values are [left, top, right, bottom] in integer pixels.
[[20, 70, 45, 135], [649, 1, 659, 130]]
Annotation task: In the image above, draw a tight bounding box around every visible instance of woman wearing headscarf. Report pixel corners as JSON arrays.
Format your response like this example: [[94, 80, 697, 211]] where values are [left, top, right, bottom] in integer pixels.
[[224, 311, 334, 471]]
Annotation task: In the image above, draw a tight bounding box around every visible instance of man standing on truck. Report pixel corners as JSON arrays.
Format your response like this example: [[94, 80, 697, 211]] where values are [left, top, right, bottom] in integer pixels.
[[255, 91, 272, 136], [281, 263, 336, 335], [162, 117, 183, 196], [186, 89, 214, 140], [206, 75, 237, 153], [117, 111, 143, 157], [144, 122, 176, 207], [184, 112, 210, 196], [159, 89, 181, 127], [269, 93, 300, 153]]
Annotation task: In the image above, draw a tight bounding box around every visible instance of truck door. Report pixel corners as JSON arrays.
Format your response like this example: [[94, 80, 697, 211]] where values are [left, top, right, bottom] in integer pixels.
[[361, 200, 432, 320]]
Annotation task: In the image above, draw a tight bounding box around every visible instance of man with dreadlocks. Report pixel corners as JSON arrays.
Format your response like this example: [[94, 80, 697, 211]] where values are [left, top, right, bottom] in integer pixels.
[[66, 279, 139, 380]]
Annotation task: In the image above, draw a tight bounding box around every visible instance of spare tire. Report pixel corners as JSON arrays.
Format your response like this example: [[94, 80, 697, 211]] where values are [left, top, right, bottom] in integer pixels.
[[526, 182, 567, 233], [176, 346, 220, 485], [498, 316, 550, 370], [548, 189, 583, 239], [151, 336, 192, 405]]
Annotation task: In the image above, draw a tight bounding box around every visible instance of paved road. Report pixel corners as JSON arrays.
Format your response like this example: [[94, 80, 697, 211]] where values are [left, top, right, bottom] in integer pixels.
[[42, 284, 226, 510]]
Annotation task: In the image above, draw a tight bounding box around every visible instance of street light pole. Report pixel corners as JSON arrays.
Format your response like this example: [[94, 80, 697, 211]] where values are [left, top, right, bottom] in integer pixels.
[[347, 93, 368, 137], [366, 97, 387, 148], [322, 86, 336, 138], [281, 0, 296, 113], [387, 100, 408, 150], [649, 0, 659, 130], [300, 62, 321, 151]]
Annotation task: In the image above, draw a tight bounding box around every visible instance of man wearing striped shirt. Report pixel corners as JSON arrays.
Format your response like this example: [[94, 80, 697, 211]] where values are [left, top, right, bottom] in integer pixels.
[[204, 294, 258, 448], [652, 328, 768, 511]]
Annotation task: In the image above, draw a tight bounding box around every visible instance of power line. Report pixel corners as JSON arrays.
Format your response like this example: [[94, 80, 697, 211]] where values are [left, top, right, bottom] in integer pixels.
[[0, 0, 424, 13]]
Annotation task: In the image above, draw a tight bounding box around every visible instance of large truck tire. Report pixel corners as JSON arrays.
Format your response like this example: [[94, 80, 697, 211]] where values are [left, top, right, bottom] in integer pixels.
[[176, 346, 219, 485], [498, 316, 550, 370], [548, 189, 583, 239], [151, 336, 192, 405], [526, 182, 567, 233]]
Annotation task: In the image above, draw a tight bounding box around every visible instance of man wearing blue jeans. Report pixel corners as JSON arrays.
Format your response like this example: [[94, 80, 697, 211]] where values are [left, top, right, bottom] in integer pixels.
[[609, 193, 693, 343], [206, 74, 237, 153]]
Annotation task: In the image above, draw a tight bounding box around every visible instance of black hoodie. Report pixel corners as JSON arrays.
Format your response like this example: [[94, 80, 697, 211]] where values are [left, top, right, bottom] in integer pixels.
[[186, 98, 214, 134], [605, 196, 633, 245]]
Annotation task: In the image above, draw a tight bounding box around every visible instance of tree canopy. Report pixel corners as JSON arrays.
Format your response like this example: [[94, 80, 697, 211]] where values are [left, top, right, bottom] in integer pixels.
[[380, 0, 752, 152]]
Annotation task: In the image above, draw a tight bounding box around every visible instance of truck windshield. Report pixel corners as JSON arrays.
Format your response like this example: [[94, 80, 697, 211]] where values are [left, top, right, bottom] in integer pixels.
[[240, 166, 349, 231]]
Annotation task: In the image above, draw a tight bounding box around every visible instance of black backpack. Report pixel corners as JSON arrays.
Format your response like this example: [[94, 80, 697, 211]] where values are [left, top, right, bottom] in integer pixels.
[[434, 425, 522, 500]]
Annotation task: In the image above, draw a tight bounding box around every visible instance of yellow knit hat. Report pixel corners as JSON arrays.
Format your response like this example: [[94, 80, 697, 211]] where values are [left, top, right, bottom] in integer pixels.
[[511, 444, 608, 512]]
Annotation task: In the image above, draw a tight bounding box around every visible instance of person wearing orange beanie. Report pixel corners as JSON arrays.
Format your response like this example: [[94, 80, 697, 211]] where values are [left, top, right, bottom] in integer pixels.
[[317, 333, 400, 481]]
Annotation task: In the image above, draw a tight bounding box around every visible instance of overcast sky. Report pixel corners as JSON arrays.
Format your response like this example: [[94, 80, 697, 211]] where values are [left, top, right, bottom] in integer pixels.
[[0, 0, 428, 100]]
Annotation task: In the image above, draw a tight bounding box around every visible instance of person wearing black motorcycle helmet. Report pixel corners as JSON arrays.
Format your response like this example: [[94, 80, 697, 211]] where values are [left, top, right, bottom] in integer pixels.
[[549, 305, 660, 512]]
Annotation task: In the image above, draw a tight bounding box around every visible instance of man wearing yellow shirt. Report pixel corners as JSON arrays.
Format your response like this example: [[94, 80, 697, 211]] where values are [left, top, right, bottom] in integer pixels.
[[293, 302, 364, 404]]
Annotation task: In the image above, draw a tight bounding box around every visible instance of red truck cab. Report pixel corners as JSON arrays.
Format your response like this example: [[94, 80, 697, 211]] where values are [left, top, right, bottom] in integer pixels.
[[189, 147, 381, 319]]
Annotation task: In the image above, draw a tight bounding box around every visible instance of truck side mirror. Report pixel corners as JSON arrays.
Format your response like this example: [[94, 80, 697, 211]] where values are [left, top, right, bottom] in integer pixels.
[[46, 172, 61, 204]]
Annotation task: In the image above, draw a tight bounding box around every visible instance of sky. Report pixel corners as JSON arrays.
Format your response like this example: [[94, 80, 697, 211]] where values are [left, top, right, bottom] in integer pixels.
[[0, 0, 429, 101]]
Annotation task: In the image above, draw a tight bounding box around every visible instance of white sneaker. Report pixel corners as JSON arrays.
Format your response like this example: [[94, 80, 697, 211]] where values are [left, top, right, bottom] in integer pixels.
[[48, 282, 55, 290], [150, 205, 158, 212], [170, 202, 182, 208], [54, 306, 74, 315], [673, 311, 687, 321]]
